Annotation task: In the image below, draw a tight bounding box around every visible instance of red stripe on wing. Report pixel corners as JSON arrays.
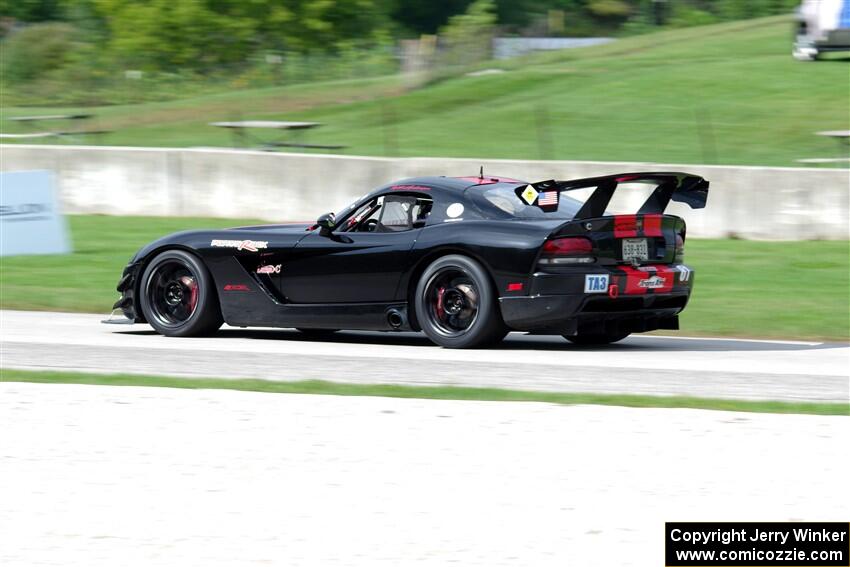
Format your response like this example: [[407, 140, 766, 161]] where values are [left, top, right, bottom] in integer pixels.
[[614, 215, 638, 238], [643, 214, 663, 237]]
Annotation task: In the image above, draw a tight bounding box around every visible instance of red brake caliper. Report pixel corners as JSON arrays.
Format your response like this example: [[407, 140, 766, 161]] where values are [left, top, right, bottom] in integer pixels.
[[435, 286, 445, 319], [181, 276, 198, 313]]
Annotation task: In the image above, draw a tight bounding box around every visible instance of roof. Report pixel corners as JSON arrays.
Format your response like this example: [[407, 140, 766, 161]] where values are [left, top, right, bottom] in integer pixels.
[[379, 175, 527, 192], [452, 175, 526, 186]]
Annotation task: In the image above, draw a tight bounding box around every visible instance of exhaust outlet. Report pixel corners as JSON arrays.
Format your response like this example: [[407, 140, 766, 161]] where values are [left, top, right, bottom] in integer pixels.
[[387, 309, 405, 329]]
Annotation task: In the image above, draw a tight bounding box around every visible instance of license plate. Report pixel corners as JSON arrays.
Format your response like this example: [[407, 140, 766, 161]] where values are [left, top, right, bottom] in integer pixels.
[[584, 274, 609, 293], [622, 238, 648, 261]]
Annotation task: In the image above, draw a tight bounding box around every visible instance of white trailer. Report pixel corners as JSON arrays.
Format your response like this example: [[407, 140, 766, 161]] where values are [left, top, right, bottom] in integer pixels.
[[793, 0, 850, 59]]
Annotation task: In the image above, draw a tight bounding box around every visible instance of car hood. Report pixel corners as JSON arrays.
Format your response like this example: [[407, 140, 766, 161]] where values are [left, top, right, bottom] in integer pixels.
[[129, 224, 314, 263], [231, 222, 314, 233]]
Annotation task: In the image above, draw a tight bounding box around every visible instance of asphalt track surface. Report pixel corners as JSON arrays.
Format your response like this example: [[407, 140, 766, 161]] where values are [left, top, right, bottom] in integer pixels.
[[2, 310, 847, 402], [1, 383, 847, 567]]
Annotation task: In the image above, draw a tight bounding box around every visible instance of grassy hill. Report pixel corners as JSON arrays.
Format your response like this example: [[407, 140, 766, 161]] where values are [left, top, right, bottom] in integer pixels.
[[3, 16, 848, 166]]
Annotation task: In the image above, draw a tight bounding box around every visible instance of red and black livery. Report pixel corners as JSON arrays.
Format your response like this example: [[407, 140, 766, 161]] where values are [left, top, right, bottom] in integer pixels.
[[113, 172, 708, 348]]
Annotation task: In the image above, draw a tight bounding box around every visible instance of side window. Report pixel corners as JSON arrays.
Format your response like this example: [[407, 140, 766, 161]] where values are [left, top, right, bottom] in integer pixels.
[[342, 195, 432, 233], [411, 199, 433, 225], [342, 198, 381, 232], [377, 199, 408, 231]]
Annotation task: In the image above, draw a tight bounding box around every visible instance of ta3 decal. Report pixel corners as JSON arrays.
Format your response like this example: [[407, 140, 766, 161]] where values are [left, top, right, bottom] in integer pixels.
[[210, 239, 268, 252], [677, 265, 692, 282], [584, 274, 609, 293]]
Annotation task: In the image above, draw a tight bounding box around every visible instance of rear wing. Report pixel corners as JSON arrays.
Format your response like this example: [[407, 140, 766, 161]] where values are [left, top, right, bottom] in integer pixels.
[[521, 172, 709, 220]]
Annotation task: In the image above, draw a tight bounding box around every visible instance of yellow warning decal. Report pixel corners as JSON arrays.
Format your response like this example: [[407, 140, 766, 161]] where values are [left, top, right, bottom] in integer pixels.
[[520, 185, 539, 205]]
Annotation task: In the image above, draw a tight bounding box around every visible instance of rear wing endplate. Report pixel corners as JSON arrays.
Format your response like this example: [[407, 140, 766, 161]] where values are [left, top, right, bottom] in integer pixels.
[[523, 172, 709, 220]]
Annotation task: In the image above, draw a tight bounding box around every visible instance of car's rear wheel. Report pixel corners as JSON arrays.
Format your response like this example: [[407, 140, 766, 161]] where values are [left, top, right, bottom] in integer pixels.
[[563, 330, 631, 345], [139, 249, 222, 337], [415, 255, 507, 348]]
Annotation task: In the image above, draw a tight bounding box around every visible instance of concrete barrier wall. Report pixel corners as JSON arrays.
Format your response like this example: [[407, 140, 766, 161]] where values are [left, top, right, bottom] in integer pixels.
[[2, 144, 848, 239]]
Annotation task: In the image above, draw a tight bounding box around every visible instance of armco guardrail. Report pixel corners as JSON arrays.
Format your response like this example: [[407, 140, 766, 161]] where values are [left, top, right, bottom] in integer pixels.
[[1, 144, 847, 239]]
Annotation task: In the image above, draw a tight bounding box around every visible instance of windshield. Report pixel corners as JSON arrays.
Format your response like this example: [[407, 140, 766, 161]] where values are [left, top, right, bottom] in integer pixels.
[[474, 185, 584, 220]]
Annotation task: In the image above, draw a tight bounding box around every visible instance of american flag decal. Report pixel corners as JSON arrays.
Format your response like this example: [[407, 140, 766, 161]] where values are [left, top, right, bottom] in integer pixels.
[[538, 191, 559, 206]]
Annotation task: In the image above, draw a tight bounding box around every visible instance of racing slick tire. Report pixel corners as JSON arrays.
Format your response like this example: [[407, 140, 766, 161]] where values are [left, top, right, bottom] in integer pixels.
[[563, 331, 631, 345], [415, 254, 507, 348], [139, 249, 223, 337]]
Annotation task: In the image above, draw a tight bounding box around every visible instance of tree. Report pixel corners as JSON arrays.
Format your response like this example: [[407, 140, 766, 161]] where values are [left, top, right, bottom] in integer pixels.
[[67, 0, 390, 72], [0, 0, 64, 22], [438, 0, 497, 67], [0, 22, 76, 81]]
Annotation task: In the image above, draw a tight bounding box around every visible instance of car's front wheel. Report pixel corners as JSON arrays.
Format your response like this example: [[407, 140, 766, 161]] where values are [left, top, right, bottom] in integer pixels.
[[415, 255, 507, 348], [139, 249, 223, 337]]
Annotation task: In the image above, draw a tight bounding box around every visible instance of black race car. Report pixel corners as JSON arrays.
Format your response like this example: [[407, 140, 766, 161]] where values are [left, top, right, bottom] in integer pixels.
[[113, 172, 708, 348]]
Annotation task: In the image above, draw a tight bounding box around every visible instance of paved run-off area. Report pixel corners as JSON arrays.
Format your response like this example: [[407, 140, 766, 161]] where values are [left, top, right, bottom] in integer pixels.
[[1, 310, 848, 402], [1, 382, 847, 567]]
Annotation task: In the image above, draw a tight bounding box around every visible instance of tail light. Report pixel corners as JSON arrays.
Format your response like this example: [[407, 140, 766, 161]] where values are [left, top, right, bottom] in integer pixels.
[[675, 233, 685, 262], [538, 237, 595, 265]]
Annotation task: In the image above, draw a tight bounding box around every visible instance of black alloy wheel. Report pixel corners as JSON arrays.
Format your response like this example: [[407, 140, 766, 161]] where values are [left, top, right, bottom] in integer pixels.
[[139, 249, 223, 337], [415, 255, 507, 348]]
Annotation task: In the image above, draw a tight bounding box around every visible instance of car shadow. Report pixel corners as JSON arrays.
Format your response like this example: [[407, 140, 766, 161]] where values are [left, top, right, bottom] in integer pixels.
[[117, 327, 844, 353], [219, 328, 436, 348], [498, 333, 843, 353]]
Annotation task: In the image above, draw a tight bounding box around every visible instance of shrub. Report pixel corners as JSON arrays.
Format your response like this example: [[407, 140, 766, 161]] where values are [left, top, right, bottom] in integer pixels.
[[588, 0, 632, 20], [668, 5, 719, 28], [0, 22, 78, 83]]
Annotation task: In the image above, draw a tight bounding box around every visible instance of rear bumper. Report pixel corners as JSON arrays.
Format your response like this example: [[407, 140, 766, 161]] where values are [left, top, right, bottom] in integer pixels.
[[498, 263, 693, 334]]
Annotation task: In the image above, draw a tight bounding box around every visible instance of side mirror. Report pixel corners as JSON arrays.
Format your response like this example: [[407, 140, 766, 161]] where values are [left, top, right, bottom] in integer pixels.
[[316, 212, 335, 237]]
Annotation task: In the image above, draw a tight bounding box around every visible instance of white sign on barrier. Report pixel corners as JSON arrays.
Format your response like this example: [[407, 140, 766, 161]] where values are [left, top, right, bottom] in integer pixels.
[[0, 170, 71, 256]]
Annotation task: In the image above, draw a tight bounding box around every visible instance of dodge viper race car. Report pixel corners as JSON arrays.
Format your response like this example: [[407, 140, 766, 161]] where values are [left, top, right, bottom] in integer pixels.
[[112, 172, 708, 348]]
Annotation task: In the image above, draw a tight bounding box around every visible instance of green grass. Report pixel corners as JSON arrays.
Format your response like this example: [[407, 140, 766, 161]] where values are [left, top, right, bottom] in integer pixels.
[[682, 239, 849, 340], [3, 369, 847, 416], [0, 215, 261, 313], [3, 16, 848, 167], [0, 215, 847, 341]]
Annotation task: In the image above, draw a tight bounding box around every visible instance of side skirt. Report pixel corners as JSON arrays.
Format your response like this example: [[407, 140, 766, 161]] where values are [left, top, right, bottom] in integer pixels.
[[222, 296, 412, 332]]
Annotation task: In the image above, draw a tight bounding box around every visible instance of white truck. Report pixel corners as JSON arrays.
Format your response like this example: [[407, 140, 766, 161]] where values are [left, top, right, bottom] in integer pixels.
[[793, 0, 850, 59]]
